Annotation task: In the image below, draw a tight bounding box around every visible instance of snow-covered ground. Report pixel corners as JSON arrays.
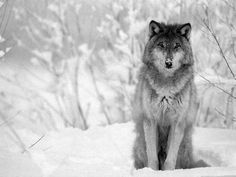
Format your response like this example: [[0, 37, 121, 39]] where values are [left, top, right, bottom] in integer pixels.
[[1, 122, 236, 177]]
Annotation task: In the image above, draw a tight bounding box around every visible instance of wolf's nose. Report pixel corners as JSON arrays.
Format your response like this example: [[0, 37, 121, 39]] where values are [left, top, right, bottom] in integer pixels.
[[165, 61, 172, 69]]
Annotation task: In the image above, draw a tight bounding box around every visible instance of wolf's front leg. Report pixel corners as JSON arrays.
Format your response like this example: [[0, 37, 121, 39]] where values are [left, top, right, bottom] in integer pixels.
[[163, 122, 185, 170], [143, 119, 159, 170]]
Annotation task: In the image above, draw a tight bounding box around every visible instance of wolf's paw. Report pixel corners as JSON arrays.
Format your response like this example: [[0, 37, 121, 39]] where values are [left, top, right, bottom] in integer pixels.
[[148, 160, 159, 170], [163, 161, 175, 170]]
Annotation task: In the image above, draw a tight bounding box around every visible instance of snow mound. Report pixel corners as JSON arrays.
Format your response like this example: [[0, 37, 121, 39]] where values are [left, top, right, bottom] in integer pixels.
[[1, 122, 236, 177], [134, 167, 236, 177]]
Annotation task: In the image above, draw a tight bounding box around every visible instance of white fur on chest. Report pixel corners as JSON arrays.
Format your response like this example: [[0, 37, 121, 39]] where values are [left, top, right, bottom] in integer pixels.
[[143, 87, 183, 124]]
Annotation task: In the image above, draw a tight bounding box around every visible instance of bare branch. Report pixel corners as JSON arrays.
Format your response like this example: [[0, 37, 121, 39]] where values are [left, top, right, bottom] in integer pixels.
[[0, 111, 26, 152], [0, 0, 8, 34], [215, 108, 236, 121], [74, 58, 88, 130], [88, 64, 112, 125], [28, 135, 45, 149], [225, 87, 235, 128], [201, 16, 236, 80], [22, 135, 45, 153], [198, 74, 236, 99], [0, 111, 20, 127], [0, 74, 73, 126], [1, 0, 14, 36]]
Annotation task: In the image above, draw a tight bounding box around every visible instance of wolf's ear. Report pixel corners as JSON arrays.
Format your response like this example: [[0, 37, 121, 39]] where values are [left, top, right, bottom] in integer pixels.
[[178, 23, 191, 40], [149, 20, 164, 38]]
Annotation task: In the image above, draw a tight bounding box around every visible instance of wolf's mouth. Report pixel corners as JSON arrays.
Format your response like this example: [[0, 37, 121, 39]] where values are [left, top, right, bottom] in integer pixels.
[[165, 61, 173, 69]]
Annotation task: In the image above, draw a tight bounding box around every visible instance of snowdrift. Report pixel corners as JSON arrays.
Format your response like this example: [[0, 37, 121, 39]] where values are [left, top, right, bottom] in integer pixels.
[[1, 122, 236, 177]]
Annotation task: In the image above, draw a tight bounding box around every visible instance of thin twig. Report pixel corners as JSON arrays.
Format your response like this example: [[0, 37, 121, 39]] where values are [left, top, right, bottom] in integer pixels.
[[0, 0, 8, 34], [88, 64, 112, 125], [0, 74, 72, 126], [55, 94, 71, 127], [0, 111, 20, 127], [225, 87, 235, 128], [223, 0, 236, 11], [215, 108, 236, 121], [198, 74, 236, 99], [202, 18, 236, 80], [22, 135, 45, 153], [2, 0, 14, 36], [28, 135, 45, 149], [0, 111, 26, 152], [74, 56, 88, 130]]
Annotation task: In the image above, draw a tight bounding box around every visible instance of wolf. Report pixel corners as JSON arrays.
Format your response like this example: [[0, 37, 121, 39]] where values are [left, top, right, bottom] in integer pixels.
[[132, 20, 208, 170]]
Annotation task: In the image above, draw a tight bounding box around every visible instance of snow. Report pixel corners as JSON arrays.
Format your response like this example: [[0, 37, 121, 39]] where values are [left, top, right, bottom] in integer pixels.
[[134, 167, 236, 177], [1, 122, 236, 177], [0, 150, 43, 177]]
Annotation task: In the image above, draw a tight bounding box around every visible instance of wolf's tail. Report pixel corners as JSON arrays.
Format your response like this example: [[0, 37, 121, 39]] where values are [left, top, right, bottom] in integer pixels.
[[190, 159, 210, 168]]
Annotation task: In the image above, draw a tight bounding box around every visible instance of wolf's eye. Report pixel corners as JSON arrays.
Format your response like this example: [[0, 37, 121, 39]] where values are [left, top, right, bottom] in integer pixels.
[[157, 42, 165, 48], [174, 43, 181, 49]]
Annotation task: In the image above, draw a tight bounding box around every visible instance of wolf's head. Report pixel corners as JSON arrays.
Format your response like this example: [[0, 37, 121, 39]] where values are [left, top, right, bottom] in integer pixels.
[[143, 20, 193, 77]]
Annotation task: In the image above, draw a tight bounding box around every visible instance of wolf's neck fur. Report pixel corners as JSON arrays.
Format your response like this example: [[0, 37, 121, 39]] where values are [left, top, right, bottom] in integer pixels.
[[143, 63, 194, 95]]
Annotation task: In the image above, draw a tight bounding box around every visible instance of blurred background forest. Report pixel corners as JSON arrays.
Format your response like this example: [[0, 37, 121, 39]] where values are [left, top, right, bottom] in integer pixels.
[[0, 0, 236, 149]]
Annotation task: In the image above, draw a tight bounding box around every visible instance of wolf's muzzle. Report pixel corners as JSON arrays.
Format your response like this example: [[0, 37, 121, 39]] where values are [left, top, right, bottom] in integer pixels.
[[165, 60, 172, 69]]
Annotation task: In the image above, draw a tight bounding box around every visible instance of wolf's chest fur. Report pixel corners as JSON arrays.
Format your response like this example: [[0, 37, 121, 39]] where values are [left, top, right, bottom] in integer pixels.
[[142, 81, 187, 125]]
